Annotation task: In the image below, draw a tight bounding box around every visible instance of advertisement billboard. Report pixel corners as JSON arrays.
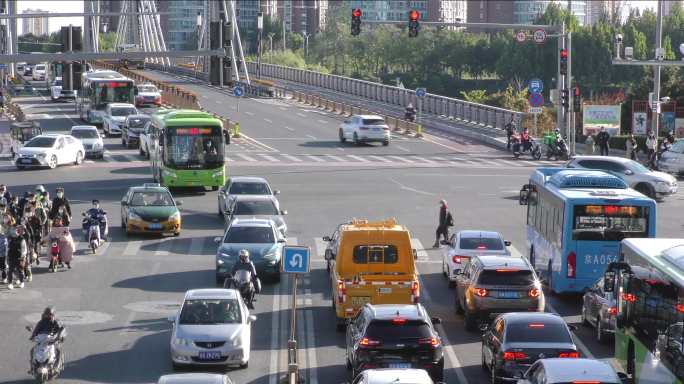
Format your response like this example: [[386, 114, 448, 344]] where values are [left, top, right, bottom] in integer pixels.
[[583, 105, 621, 136], [676, 118, 684, 138], [632, 112, 648, 135]]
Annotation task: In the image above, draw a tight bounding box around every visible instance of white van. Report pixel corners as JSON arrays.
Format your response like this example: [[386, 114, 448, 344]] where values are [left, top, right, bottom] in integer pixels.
[[32, 63, 47, 81]]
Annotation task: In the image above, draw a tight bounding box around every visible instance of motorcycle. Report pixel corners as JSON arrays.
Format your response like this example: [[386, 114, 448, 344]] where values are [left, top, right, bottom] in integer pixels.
[[654, 141, 673, 170], [81, 211, 108, 254], [49, 241, 61, 272], [512, 135, 542, 160], [225, 269, 261, 309], [26, 325, 66, 383], [546, 137, 569, 161]]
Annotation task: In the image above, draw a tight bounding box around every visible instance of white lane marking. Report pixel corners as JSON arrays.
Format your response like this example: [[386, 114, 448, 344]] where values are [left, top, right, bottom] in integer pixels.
[[346, 155, 367, 162], [496, 159, 520, 167], [122, 240, 143, 256], [62, 114, 77, 124], [202, 95, 208, 99], [268, 278, 283, 384], [410, 238, 429, 260], [236, 153, 257, 162], [240, 133, 279, 152], [389, 177, 435, 196], [395, 145, 411, 152], [281, 154, 302, 163], [264, 118, 273, 123], [325, 155, 345, 162], [387, 155, 414, 164], [284, 126, 295, 132], [418, 275, 470, 384], [189, 237, 205, 256], [245, 111, 255, 116], [258, 154, 280, 162], [314, 237, 327, 259], [279, 107, 288, 111], [215, 100, 222, 104], [317, 119, 327, 124], [414, 156, 435, 164], [305, 155, 325, 163], [432, 156, 446, 161], [297, 112, 306, 117], [154, 239, 170, 256], [336, 147, 345, 152], [306, 134, 317, 140], [305, 305, 319, 384], [368, 155, 392, 163]]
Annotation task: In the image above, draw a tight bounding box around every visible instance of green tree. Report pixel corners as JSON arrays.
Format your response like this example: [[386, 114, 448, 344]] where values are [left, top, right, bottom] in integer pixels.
[[98, 32, 117, 52]]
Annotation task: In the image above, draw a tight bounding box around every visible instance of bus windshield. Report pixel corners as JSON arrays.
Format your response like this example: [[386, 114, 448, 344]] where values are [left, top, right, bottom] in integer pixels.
[[572, 205, 649, 241], [164, 126, 224, 169], [93, 81, 134, 108]]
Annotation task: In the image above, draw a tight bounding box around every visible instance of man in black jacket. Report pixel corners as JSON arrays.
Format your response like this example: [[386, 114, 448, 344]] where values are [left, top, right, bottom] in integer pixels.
[[596, 126, 611, 156], [433, 200, 453, 248], [50, 187, 72, 226], [231, 249, 258, 308], [29, 307, 64, 374]]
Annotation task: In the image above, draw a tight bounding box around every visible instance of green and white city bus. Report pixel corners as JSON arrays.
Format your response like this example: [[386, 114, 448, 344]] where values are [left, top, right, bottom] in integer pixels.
[[149, 109, 226, 189], [77, 70, 135, 124], [604, 238, 684, 384]]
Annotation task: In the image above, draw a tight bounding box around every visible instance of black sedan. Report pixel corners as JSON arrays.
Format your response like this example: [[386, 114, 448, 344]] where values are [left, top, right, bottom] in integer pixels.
[[481, 312, 579, 383]]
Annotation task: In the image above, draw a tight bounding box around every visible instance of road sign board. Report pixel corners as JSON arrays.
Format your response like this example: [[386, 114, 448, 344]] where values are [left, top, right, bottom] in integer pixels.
[[415, 88, 426, 98], [282, 246, 310, 274], [528, 93, 544, 107], [233, 86, 244, 97], [529, 107, 543, 114], [0, 64, 6, 69], [533, 29, 547, 44], [515, 31, 526, 43], [528, 78, 543, 94]]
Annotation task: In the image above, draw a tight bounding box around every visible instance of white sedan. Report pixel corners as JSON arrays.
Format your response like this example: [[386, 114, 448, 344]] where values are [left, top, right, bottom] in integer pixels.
[[339, 114, 390, 146], [442, 230, 512, 287], [659, 139, 684, 177], [70, 125, 104, 158], [102, 103, 138, 137], [15, 134, 85, 169]]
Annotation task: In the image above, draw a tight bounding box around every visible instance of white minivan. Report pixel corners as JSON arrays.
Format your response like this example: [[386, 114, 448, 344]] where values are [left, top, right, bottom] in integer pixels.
[[32, 63, 47, 81]]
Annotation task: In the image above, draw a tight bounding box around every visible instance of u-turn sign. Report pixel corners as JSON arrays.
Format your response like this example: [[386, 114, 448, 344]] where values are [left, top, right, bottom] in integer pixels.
[[282, 246, 310, 274]]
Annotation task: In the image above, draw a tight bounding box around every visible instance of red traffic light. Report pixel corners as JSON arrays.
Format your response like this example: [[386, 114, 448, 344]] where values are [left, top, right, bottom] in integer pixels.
[[409, 10, 420, 21], [574, 86, 580, 96], [560, 49, 568, 58], [352, 8, 362, 18]]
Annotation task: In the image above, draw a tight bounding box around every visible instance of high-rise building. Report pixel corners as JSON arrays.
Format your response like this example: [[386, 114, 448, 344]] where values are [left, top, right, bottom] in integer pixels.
[[467, 0, 515, 25], [158, 0, 206, 51], [278, 0, 328, 35], [514, 1, 587, 25], [349, 0, 465, 22], [586, 0, 624, 25], [430, 0, 467, 23], [21, 9, 49, 36]]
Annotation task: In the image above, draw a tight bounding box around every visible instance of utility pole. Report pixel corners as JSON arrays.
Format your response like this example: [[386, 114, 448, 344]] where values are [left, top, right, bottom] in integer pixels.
[[557, 22, 566, 134], [257, 12, 263, 79], [652, 0, 663, 138], [566, 31, 574, 154]]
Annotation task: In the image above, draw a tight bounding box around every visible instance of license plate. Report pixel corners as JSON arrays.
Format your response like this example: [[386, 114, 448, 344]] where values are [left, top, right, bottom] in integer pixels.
[[351, 296, 371, 306], [388, 363, 411, 369], [378, 287, 392, 294], [498, 291, 519, 299], [373, 127, 381, 131], [198, 351, 221, 360], [148, 223, 161, 229], [20, 159, 31, 163]]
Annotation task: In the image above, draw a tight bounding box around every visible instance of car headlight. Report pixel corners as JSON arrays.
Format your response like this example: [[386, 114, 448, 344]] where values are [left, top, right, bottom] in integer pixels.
[[169, 211, 180, 221], [172, 337, 193, 346], [37, 153, 47, 158], [163, 169, 177, 179], [212, 171, 223, 178], [231, 334, 243, 347], [264, 248, 280, 262], [128, 212, 142, 221], [656, 180, 668, 185]]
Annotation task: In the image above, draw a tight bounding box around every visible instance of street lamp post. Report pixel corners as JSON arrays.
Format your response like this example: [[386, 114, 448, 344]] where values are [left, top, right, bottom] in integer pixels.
[[267, 32, 275, 63], [302, 31, 310, 58], [195, 11, 202, 75], [257, 12, 263, 79]]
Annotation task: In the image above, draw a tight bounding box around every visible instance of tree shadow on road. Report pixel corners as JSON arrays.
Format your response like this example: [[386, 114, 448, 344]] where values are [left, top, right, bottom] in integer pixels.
[[112, 269, 215, 293]]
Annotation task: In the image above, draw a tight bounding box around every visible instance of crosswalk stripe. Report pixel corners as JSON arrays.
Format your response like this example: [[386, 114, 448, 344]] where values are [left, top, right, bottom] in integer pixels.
[[432, 157, 446, 162], [236, 153, 257, 162], [519, 160, 537, 166], [102, 154, 114, 162], [368, 155, 392, 163], [225, 156, 235, 162], [387, 155, 413, 163], [414, 156, 435, 164], [325, 155, 345, 162], [411, 238, 429, 260], [305, 155, 325, 163], [154, 239, 171, 256], [497, 159, 519, 167], [286, 237, 298, 246], [313, 237, 327, 259], [450, 157, 465, 162], [123, 240, 143, 256], [281, 154, 302, 162], [346, 155, 367, 162], [258, 154, 280, 162], [189, 237, 206, 256]]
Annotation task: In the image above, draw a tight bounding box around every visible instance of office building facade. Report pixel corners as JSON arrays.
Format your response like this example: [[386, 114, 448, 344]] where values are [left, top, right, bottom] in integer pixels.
[[21, 9, 49, 36]]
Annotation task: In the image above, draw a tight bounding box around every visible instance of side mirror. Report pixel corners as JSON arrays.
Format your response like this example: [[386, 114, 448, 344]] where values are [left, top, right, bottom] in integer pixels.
[[278, 238, 287, 243], [431, 317, 442, 325], [504, 240, 512, 246], [214, 237, 222, 244], [81, 212, 86, 216], [176, 200, 183, 207], [273, 190, 281, 195], [624, 169, 634, 175], [322, 236, 331, 242], [519, 188, 529, 205], [248, 315, 257, 323], [167, 314, 176, 323], [280, 210, 288, 215], [617, 372, 629, 384], [25, 325, 32, 332], [413, 249, 418, 260], [479, 323, 490, 332]]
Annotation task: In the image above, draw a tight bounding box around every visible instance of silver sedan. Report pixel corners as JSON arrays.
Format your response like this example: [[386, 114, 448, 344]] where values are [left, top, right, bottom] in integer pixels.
[[581, 277, 617, 344]]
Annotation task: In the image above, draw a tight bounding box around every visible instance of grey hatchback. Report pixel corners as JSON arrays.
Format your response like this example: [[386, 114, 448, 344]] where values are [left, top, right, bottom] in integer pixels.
[[581, 276, 617, 344]]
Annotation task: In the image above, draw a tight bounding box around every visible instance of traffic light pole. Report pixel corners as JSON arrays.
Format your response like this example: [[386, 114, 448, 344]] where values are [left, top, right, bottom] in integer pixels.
[[557, 22, 565, 146], [566, 31, 574, 155]]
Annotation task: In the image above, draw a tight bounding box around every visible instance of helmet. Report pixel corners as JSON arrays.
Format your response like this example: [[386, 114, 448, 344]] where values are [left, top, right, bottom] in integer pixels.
[[55, 187, 64, 193], [92, 199, 100, 206], [42, 307, 56, 319], [35, 185, 45, 194], [554, 128, 560, 133], [239, 249, 250, 262]]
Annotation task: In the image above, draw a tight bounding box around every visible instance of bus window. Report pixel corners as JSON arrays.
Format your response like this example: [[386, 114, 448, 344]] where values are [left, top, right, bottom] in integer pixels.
[[572, 205, 648, 241]]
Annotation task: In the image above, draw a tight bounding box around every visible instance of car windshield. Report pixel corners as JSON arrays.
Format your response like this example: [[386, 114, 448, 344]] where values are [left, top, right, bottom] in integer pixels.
[[129, 191, 174, 206], [365, 320, 432, 340], [224, 226, 275, 244], [506, 322, 573, 343], [627, 160, 652, 174], [478, 270, 535, 286], [127, 117, 149, 128], [362, 118, 385, 125], [164, 127, 224, 169], [93, 82, 134, 107], [35, 65, 45, 71], [234, 200, 278, 215], [24, 137, 56, 148], [179, 299, 241, 325], [573, 205, 649, 241], [228, 182, 271, 195], [139, 86, 157, 93], [71, 130, 99, 139], [111, 107, 137, 117], [459, 237, 504, 250]]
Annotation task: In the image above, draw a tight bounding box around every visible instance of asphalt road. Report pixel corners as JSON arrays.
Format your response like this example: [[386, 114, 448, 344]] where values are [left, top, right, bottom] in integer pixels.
[[1, 75, 683, 384]]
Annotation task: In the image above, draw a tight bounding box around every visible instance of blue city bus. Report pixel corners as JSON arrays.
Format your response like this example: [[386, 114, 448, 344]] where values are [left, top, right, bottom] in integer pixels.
[[519, 168, 657, 294]]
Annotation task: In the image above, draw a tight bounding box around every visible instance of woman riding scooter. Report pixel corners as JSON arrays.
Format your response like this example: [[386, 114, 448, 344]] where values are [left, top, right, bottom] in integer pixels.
[[46, 218, 74, 270]]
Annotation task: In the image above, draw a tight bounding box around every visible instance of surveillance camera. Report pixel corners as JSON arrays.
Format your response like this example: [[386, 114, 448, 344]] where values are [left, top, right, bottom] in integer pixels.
[[616, 34, 623, 43], [680, 43, 684, 56], [661, 96, 671, 103], [655, 47, 665, 61]]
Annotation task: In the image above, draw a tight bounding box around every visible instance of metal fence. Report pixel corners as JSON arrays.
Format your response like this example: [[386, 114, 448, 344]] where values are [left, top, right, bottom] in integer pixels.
[[245, 62, 523, 130]]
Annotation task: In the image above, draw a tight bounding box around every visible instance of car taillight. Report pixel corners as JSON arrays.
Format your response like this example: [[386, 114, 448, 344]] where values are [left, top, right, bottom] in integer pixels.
[[608, 306, 618, 316], [382, 127, 389, 131], [503, 351, 527, 361], [337, 280, 346, 304], [567, 251, 576, 278], [359, 337, 381, 347], [528, 288, 540, 297], [622, 293, 636, 303], [474, 288, 488, 297], [558, 351, 580, 358], [418, 337, 441, 347], [411, 281, 420, 303], [452, 255, 469, 264]]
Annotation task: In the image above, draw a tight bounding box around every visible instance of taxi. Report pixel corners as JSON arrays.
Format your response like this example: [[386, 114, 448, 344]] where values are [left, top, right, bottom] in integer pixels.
[[121, 183, 182, 236]]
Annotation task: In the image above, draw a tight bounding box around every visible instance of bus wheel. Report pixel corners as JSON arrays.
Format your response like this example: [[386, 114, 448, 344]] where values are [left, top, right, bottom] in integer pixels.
[[211, 186, 218, 191]]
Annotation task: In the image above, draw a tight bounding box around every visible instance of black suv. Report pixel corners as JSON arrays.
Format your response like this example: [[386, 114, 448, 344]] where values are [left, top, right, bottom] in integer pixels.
[[345, 303, 444, 381]]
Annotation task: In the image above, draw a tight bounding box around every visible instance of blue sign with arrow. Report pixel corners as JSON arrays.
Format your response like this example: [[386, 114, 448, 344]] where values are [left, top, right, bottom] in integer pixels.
[[282, 246, 310, 274], [233, 86, 244, 97], [528, 78, 543, 94], [415, 88, 426, 98]]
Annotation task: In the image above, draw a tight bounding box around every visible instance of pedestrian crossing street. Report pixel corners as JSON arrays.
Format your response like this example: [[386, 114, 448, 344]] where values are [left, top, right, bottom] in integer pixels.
[[88, 150, 562, 169], [65, 234, 438, 264]]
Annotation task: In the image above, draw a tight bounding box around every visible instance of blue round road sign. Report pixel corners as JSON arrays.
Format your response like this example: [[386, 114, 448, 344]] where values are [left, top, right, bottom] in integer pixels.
[[233, 86, 244, 97], [528, 93, 544, 107], [415, 88, 426, 98]]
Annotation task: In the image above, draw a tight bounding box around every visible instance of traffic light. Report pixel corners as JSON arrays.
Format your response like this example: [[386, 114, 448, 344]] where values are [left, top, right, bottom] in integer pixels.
[[560, 49, 568, 76], [561, 88, 569, 110], [0, 0, 7, 14], [222, 21, 232, 48], [573, 86, 581, 112], [408, 10, 420, 38], [351, 8, 361, 36]]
